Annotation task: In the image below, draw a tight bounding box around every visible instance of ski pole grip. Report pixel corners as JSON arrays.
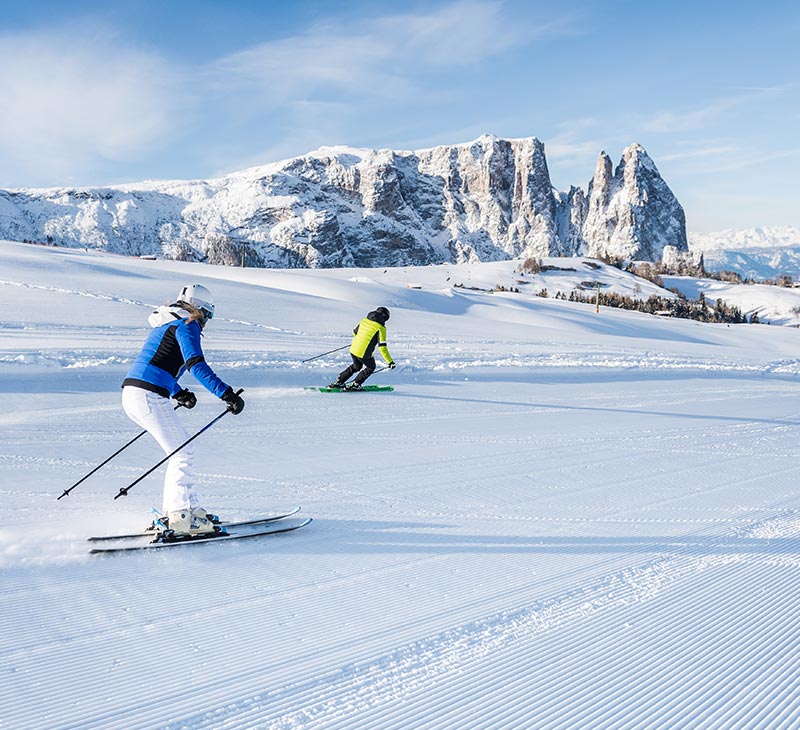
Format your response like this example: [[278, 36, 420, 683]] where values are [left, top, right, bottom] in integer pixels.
[[222, 388, 245, 415]]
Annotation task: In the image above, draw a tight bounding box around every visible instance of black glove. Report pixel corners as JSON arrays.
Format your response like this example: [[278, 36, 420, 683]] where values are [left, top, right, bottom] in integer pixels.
[[388, 361, 396, 370], [173, 388, 197, 409], [221, 387, 245, 415]]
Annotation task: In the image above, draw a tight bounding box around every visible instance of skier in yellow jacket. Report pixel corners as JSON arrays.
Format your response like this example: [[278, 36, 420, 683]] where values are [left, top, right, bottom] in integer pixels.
[[329, 307, 395, 390]]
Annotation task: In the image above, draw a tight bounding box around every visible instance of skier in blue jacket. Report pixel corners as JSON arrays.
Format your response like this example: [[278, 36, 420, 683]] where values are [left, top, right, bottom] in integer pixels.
[[121, 284, 244, 538]]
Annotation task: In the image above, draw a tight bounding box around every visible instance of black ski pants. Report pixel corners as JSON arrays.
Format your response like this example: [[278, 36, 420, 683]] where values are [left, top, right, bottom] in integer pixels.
[[338, 354, 376, 385]]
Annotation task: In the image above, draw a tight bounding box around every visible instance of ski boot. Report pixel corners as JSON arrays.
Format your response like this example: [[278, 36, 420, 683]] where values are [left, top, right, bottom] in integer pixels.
[[327, 380, 346, 389], [160, 508, 227, 542], [344, 382, 363, 391], [193, 506, 222, 524]]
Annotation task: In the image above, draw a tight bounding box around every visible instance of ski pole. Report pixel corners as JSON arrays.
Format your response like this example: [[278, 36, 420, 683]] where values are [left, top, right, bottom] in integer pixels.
[[57, 404, 183, 500], [113, 391, 243, 500], [58, 431, 148, 500], [301, 345, 349, 363]]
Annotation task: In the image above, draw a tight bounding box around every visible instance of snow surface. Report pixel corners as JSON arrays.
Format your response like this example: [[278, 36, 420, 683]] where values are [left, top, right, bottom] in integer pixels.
[[3, 240, 800, 729]]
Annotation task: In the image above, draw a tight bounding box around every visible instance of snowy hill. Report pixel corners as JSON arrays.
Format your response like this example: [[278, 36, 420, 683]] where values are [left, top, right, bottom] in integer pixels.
[[662, 274, 800, 326], [3, 240, 800, 729], [0, 135, 686, 268]]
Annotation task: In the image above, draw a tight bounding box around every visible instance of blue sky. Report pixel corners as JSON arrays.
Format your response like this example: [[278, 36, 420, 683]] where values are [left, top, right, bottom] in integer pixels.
[[0, 0, 797, 231]]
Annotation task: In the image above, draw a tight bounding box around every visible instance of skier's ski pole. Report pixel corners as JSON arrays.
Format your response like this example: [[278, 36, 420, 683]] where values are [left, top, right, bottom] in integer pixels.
[[57, 404, 183, 500], [58, 431, 148, 500], [113, 391, 243, 500], [301, 345, 349, 363]]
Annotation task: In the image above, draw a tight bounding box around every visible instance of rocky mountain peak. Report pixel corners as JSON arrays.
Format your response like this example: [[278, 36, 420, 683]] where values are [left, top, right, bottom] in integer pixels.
[[0, 135, 687, 268], [581, 142, 686, 261]]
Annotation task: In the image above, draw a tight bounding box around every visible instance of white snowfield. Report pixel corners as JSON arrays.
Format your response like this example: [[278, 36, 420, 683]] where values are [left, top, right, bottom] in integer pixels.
[[3, 239, 800, 730]]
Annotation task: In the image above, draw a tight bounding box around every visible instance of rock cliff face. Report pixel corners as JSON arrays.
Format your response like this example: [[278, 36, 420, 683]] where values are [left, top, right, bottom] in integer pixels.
[[0, 135, 687, 267], [583, 144, 687, 261]]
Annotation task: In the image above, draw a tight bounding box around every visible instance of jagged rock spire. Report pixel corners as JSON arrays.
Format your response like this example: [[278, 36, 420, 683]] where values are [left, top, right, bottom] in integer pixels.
[[583, 144, 687, 261]]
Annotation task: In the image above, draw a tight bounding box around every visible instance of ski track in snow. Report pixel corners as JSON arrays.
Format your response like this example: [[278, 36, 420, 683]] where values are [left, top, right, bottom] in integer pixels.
[[173, 509, 800, 730], [4, 347, 800, 377], [4, 243, 800, 729], [0, 278, 153, 309]]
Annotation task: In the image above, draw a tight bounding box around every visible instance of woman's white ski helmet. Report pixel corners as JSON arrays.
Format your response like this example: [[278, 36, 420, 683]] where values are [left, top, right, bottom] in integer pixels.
[[177, 284, 215, 317]]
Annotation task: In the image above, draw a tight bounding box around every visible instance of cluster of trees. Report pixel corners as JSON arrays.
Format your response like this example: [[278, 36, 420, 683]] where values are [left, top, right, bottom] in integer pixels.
[[514, 255, 763, 323], [552, 289, 754, 324], [21, 237, 56, 246], [601, 255, 796, 289], [605, 258, 703, 286], [520, 257, 577, 274], [762, 274, 795, 288]]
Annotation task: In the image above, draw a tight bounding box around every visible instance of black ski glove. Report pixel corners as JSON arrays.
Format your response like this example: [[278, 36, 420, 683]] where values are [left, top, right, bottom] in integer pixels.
[[222, 387, 245, 415], [388, 361, 396, 369], [173, 388, 197, 409]]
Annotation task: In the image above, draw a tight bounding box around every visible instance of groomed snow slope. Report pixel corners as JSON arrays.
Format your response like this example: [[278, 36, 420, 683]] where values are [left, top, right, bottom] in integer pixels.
[[2, 240, 800, 730]]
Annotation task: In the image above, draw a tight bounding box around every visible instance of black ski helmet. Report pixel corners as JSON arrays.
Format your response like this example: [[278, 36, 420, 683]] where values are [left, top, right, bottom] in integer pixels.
[[376, 306, 390, 321]]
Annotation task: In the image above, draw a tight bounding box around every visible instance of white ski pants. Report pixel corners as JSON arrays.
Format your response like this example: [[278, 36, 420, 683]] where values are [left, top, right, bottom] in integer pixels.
[[121, 386, 198, 513]]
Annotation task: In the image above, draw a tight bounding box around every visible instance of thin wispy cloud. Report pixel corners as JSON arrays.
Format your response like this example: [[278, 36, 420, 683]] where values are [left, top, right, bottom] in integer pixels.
[[643, 87, 785, 134], [214, 29, 399, 99], [213, 1, 564, 101], [0, 1, 574, 185], [659, 145, 739, 162], [697, 146, 800, 174], [544, 118, 602, 162], [0, 24, 182, 185], [203, 1, 576, 174]]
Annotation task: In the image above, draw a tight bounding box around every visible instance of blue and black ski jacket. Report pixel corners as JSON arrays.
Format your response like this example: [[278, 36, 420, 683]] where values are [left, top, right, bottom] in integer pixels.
[[122, 314, 230, 399]]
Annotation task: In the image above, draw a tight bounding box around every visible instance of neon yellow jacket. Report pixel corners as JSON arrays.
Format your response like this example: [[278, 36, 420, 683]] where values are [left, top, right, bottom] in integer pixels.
[[350, 317, 393, 364]]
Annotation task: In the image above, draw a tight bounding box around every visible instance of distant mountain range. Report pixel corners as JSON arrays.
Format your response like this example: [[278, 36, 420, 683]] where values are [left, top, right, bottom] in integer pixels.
[[689, 226, 800, 280], [690, 226, 800, 251], [0, 135, 687, 268]]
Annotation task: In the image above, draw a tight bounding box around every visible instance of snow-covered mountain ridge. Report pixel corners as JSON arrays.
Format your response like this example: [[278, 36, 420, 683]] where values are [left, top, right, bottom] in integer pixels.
[[0, 135, 687, 268], [689, 226, 800, 251], [689, 226, 800, 280]]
